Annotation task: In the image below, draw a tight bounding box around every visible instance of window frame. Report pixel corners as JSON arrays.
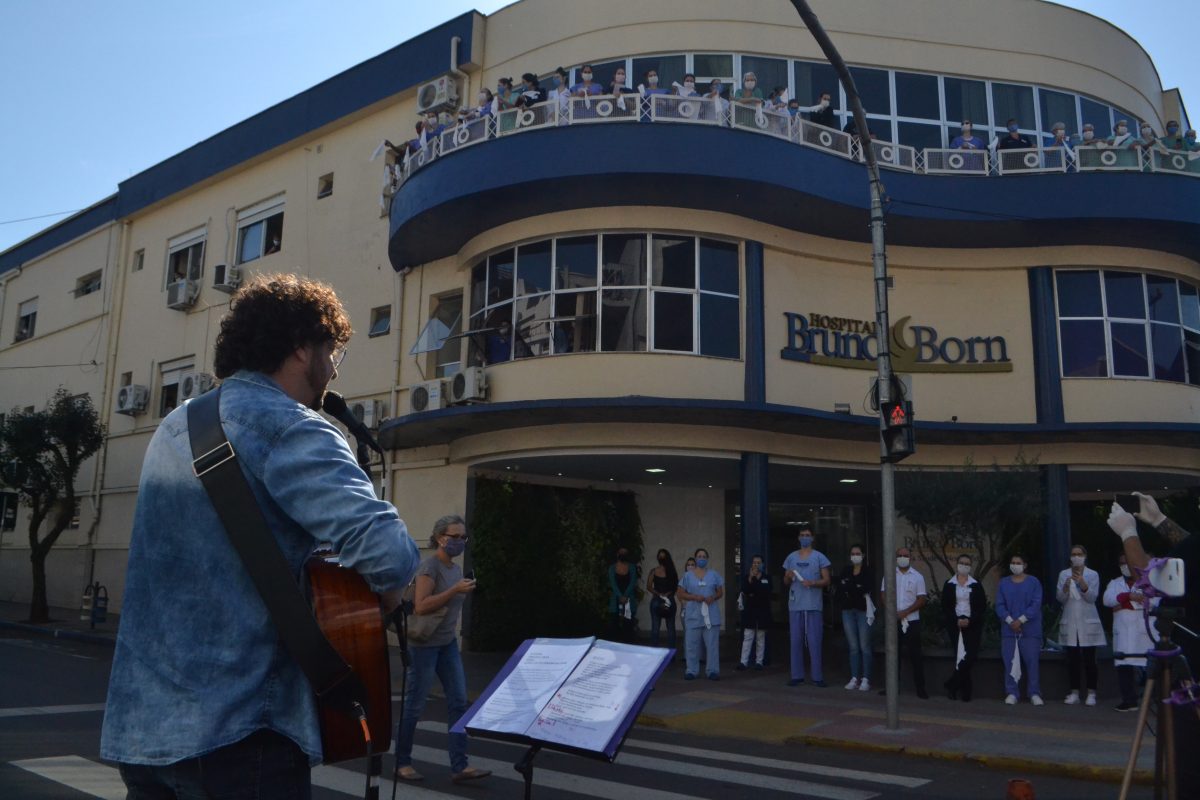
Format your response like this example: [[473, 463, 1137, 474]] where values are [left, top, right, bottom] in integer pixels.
[[164, 227, 207, 289], [158, 358, 194, 418], [235, 195, 286, 266], [14, 297, 37, 342], [74, 270, 103, 298]]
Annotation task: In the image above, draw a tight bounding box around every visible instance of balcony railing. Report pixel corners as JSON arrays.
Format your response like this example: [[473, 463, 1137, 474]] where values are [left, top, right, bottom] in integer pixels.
[[382, 96, 1200, 199]]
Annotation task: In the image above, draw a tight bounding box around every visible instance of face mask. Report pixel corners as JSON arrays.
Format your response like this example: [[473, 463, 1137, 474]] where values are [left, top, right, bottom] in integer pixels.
[[745, 80, 756, 89], [1120, 565, 1132, 578], [751, 562, 762, 572], [554, 76, 563, 86], [581, 72, 593, 81], [1008, 124, 1019, 133], [1188, 137, 1197, 146], [1070, 555, 1086, 568], [657, 555, 666, 564], [1054, 129, 1065, 138], [648, 76, 659, 86], [442, 537, 466, 557], [1010, 564, 1025, 575], [711, 84, 721, 94], [685, 564, 695, 572], [684, 81, 695, 89], [896, 556, 910, 569], [961, 126, 972, 134], [1083, 130, 1095, 141], [1142, 128, 1153, 137], [496, 85, 506, 94], [695, 558, 708, 569], [478, 93, 488, 104], [850, 554, 863, 565], [1167, 125, 1179, 136], [957, 564, 971, 576], [615, 74, 626, 85], [799, 536, 813, 548], [819, 98, 830, 108], [1117, 125, 1128, 135]]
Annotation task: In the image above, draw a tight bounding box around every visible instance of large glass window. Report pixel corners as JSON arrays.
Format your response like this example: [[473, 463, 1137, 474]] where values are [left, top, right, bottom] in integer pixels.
[[1056, 269, 1200, 385], [470, 233, 741, 364], [991, 82, 1036, 129], [849, 67, 891, 115], [631, 55, 686, 88], [895, 72, 939, 120], [793, 60, 838, 107], [1039, 89, 1079, 136], [741, 55, 788, 99], [944, 77, 988, 127]]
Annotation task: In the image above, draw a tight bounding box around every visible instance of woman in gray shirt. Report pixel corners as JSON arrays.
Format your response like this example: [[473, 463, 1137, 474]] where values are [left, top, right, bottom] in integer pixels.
[[393, 515, 491, 784]]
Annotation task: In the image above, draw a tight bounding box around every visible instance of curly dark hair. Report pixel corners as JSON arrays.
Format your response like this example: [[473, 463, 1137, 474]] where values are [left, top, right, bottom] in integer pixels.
[[213, 273, 353, 378]]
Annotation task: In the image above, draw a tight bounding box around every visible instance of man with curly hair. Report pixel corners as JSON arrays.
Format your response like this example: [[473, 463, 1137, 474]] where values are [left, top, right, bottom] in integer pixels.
[[102, 274, 420, 798]]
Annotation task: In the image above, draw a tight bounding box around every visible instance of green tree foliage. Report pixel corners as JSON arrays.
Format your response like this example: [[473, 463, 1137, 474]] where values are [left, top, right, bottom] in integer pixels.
[[0, 389, 104, 623], [896, 454, 1044, 586], [467, 479, 644, 651]]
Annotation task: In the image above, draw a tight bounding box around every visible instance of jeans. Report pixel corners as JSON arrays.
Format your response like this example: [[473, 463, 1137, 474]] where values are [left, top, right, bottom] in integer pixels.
[[789, 610, 824, 682], [649, 597, 677, 649], [1065, 645, 1098, 692], [685, 624, 720, 676], [395, 640, 469, 773], [118, 729, 311, 799], [841, 609, 872, 681]]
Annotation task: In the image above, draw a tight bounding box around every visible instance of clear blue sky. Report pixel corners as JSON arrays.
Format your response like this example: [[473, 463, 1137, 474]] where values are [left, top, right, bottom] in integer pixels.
[[0, 0, 1191, 254]]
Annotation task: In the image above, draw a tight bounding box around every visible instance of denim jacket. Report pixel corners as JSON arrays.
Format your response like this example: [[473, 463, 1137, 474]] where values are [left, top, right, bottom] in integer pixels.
[[100, 371, 420, 766]]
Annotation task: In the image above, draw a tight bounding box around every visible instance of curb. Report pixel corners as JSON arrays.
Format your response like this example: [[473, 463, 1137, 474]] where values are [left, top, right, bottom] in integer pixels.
[[636, 712, 1151, 786], [0, 619, 117, 647]]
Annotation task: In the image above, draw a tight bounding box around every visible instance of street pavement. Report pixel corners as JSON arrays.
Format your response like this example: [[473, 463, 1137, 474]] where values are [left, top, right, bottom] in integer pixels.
[[0, 603, 1160, 798]]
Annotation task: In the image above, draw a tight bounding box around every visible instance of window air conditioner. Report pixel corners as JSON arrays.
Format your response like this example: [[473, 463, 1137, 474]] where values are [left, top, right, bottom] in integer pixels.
[[408, 379, 447, 413], [166, 279, 198, 310], [179, 372, 215, 401], [416, 75, 459, 114], [448, 367, 488, 404], [116, 385, 149, 416], [212, 264, 241, 293], [350, 399, 383, 430]]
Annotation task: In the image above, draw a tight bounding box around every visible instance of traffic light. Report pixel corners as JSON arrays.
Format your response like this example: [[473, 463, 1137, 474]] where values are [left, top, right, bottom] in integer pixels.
[[881, 400, 915, 463]]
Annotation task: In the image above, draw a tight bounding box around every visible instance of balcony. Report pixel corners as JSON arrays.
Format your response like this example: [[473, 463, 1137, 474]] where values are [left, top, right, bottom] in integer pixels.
[[387, 96, 1200, 269]]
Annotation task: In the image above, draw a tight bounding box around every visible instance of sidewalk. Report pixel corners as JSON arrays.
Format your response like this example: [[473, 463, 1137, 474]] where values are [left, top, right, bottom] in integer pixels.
[[0, 603, 1153, 785]]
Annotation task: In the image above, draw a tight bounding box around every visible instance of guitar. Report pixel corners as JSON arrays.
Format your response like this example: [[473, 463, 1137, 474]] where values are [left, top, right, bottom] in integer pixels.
[[307, 555, 393, 763]]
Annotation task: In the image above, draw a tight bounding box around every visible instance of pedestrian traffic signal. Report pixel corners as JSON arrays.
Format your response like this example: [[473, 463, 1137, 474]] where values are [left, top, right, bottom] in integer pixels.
[[881, 400, 915, 463]]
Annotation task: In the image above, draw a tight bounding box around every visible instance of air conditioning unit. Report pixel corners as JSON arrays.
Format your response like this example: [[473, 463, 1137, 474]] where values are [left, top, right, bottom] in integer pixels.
[[213, 264, 241, 293], [448, 367, 488, 404], [116, 384, 149, 416], [179, 372, 215, 401], [166, 279, 198, 310], [350, 399, 383, 430], [408, 379, 447, 413], [416, 75, 459, 114]]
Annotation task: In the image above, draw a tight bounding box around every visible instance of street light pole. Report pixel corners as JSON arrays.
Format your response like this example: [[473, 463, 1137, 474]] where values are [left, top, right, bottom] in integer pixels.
[[788, 0, 900, 730]]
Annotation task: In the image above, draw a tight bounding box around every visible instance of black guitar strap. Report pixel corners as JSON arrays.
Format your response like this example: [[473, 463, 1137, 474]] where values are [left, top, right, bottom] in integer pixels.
[[186, 387, 365, 714]]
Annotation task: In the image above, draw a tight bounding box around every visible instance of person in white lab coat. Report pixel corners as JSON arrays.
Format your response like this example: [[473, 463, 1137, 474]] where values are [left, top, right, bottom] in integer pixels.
[[1102, 553, 1158, 711], [1056, 544, 1106, 705]]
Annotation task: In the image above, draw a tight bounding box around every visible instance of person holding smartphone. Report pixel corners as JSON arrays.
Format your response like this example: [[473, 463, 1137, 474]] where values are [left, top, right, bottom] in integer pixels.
[[1057, 544, 1105, 705]]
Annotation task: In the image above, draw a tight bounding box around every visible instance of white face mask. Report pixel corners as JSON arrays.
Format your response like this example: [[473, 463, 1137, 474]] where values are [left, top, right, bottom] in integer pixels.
[[896, 556, 910, 569], [820, 98, 830, 109], [1083, 130, 1095, 141], [477, 93, 488, 104], [1141, 127, 1153, 138], [615, 74, 626, 85], [1054, 129, 1065, 138], [957, 564, 971, 576], [1116, 125, 1128, 135], [648, 75, 659, 86], [1070, 555, 1086, 568], [1010, 564, 1025, 575], [581, 72, 593, 81], [745, 80, 756, 89], [850, 554, 863, 565], [684, 81, 694, 89], [1120, 565, 1132, 578]]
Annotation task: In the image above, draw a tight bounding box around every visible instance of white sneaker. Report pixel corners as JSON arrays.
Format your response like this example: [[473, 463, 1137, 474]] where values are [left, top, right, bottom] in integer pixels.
[[858, 678, 870, 692], [1064, 691, 1080, 705], [844, 678, 859, 690], [1085, 691, 1097, 706], [1005, 694, 1017, 705], [1031, 695, 1044, 706]]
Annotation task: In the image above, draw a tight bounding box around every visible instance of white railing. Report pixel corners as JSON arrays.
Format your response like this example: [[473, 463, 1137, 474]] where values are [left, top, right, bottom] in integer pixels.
[[385, 97, 1200, 197]]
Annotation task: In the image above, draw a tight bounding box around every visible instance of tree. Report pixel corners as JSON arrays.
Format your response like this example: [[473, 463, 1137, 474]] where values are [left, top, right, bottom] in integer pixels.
[[895, 454, 1044, 586], [0, 389, 104, 623]]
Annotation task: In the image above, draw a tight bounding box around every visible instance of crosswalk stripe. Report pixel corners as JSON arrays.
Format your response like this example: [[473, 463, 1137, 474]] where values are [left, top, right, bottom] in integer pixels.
[[312, 765, 457, 798], [0, 703, 107, 718], [11, 755, 125, 799]]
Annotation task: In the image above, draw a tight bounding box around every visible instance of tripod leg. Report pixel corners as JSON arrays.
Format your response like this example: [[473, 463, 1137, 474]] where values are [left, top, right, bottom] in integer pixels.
[[1163, 664, 1176, 800], [1120, 677, 1156, 800]]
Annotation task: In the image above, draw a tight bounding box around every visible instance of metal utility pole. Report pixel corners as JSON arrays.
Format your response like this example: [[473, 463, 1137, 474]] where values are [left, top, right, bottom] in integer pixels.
[[788, 0, 900, 729]]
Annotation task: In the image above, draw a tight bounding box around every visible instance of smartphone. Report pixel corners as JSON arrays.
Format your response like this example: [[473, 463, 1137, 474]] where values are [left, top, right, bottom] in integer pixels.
[[1115, 494, 1141, 515], [465, 569, 476, 582]]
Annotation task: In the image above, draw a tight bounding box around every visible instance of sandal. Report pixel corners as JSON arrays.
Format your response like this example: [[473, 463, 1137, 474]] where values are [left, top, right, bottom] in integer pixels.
[[394, 766, 424, 782], [451, 766, 492, 784]]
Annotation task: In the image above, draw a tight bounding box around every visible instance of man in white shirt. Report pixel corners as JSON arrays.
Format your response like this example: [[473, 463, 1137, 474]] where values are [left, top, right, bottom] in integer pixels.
[[880, 547, 929, 698]]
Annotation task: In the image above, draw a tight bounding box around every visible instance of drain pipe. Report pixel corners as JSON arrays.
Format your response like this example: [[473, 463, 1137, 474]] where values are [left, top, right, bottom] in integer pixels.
[[449, 36, 469, 107]]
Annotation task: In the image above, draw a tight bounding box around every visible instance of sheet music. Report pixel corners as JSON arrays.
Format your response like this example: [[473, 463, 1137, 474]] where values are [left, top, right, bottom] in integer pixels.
[[467, 637, 594, 735]]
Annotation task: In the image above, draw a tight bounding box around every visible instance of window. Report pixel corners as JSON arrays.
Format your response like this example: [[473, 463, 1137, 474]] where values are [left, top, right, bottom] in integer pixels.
[[944, 77, 988, 127], [1038, 89, 1079, 136], [166, 228, 206, 286], [14, 298, 37, 342], [131, 248, 144, 273], [74, 271, 102, 298], [631, 55, 686, 88], [895, 72, 939, 120], [741, 55, 788, 101], [69, 499, 81, 530], [430, 294, 462, 376], [793, 60, 838, 107], [317, 173, 334, 199], [120, 372, 133, 387], [848, 67, 891, 115], [1080, 97, 1113, 134], [991, 83, 1036, 130], [159, 359, 194, 417], [1056, 270, 1200, 385], [236, 196, 285, 265], [0, 491, 16, 531], [368, 305, 391, 338], [469, 233, 741, 365]]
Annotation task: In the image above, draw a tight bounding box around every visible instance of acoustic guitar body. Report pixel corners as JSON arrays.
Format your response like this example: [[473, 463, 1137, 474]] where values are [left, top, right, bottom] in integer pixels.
[[307, 555, 392, 763]]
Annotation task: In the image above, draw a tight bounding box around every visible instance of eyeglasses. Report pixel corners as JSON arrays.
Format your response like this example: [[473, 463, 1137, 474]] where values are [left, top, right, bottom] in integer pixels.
[[331, 346, 348, 369]]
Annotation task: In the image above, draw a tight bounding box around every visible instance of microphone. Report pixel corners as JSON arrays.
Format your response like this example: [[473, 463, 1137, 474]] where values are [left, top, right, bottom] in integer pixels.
[[322, 391, 383, 454]]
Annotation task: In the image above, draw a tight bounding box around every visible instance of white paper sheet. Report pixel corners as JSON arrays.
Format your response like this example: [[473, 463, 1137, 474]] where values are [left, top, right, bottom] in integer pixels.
[[468, 637, 594, 735]]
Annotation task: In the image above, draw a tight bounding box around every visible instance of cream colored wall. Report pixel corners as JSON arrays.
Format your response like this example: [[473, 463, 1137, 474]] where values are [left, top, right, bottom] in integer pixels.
[[1063, 379, 1200, 424], [482, 0, 1168, 126], [390, 461, 470, 554]]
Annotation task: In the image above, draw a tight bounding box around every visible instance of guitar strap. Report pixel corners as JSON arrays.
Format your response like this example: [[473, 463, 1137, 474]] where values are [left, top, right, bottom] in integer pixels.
[[186, 387, 366, 716]]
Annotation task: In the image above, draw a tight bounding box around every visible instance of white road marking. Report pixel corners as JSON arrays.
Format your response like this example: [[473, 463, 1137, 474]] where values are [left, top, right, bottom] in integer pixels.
[[0, 702, 107, 718], [11, 755, 125, 799]]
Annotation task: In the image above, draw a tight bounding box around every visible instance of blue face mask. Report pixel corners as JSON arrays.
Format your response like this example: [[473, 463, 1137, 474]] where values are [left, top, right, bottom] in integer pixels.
[[1008, 124, 1019, 133], [1188, 137, 1197, 146], [799, 536, 813, 548], [695, 558, 708, 569], [442, 537, 466, 557], [553, 76, 563, 86], [1167, 125, 1179, 136]]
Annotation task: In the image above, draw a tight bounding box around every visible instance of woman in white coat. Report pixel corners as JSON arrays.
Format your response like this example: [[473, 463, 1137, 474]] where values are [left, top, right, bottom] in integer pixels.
[[1057, 544, 1106, 705], [1103, 553, 1158, 711]]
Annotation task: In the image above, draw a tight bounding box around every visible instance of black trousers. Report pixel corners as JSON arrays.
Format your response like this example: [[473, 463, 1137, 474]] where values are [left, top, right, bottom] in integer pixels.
[[1065, 645, 1098, 692], [898, 619, 926, 693], [945, 618, 982, 698]]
